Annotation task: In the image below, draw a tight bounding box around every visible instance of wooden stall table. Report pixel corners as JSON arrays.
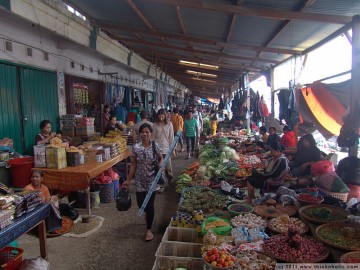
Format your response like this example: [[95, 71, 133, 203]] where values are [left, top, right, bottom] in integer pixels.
[[33, 150, 131, 216], [0, 203, 50, 260]]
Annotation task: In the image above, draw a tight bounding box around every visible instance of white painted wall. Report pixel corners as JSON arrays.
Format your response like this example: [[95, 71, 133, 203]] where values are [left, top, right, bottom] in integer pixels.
[[3, 0, 187, 93]]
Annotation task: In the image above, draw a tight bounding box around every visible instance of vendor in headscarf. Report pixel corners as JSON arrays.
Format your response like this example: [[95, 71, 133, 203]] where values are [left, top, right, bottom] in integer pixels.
[[290, 133, 322, 176], [35, 120, 62, 145]]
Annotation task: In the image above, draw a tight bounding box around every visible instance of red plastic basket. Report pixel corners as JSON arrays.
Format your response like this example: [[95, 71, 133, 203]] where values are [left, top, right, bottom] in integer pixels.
[[0, 246, 24, 270]]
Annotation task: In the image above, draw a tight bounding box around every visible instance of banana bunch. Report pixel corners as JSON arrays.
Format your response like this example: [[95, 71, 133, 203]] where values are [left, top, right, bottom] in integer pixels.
[[176, 173, 193, 193]]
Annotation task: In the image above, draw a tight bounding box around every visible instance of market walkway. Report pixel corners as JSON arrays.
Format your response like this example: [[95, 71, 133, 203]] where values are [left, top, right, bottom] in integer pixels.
[[18, 150, 195, 270]]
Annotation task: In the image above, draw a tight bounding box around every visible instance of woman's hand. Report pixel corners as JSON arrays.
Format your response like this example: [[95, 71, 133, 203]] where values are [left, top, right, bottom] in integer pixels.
[[122, 180, 130, 188]]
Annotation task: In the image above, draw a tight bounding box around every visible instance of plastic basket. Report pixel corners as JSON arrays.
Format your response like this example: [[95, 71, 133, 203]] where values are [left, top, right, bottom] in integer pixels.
[[152, 256, 204, 270], [0, 246, 24, 270], [155, 242, 203, 258], [320, 188, 349, 202], [162, 227, 198, 243], [94, 182, 114, 203]]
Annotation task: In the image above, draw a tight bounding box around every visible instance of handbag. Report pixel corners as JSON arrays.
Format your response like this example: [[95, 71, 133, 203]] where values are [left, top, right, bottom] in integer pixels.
[[152, 141, 165, 185], [116, 188, 132, 211]]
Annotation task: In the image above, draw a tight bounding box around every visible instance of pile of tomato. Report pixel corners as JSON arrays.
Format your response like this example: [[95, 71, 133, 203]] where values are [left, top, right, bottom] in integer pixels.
[[203, 247, 236, 268], [343, 256, 360, 263], [297, 193, 323, 202]]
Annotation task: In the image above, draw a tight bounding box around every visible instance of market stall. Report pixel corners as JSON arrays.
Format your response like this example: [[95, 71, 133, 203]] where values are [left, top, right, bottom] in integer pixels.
[[33, 150, 131, 215], [0, 203, 50, 259], [152, 131, 360, 270]]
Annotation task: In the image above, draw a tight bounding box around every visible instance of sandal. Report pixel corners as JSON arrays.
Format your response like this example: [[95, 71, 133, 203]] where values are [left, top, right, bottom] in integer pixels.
[[145, 231, 153, 242]]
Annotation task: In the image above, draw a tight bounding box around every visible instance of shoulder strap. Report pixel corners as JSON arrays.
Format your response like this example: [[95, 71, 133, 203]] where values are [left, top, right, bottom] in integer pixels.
[[152, 141, 156, 159]]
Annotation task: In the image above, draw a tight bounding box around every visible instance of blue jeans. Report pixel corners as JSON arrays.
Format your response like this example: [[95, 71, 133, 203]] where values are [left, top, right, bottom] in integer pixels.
[[186, 137, 195, 153]]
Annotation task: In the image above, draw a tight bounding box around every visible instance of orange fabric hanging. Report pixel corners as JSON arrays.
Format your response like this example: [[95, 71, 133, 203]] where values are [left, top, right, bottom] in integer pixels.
[[300, 82, 346, 136]]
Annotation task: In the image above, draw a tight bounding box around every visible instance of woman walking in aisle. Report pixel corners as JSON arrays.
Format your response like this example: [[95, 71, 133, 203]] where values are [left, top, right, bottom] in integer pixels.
[[123, 123, 163, 242], [152, 109, 175, 187]]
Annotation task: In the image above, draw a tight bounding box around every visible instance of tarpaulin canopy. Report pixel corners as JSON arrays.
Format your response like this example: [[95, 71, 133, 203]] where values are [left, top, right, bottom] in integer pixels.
[[298, 80, 349, 138]]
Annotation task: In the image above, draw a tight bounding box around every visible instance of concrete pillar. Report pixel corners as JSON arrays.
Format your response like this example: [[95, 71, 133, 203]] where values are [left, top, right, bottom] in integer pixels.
[[244, 73, 251, 130], [350, 15, 360, 157]]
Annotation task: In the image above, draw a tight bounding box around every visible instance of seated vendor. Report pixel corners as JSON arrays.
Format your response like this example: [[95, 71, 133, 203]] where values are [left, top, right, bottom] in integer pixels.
[[289, 133, 322, 177], [279, 126, 297, 149], [264, 127, 280, 150], [257, 126, 269, 148], [24, 170, 51, 203], [246, 142, 289, 202], [35, 120, 62, 145], [104, 116, 124, 135]]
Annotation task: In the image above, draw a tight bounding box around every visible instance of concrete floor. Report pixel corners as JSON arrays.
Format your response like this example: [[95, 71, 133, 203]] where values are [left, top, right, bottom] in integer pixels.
[[17, 150, 195, 270]]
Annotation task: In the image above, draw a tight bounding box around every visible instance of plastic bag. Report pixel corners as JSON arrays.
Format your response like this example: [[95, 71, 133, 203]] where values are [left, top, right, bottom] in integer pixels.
[[59, 203, 79, 220], [202, 216, 232, 236], [20, 256, 50, 270], [311, 160, 335, 177], [116, 188, 132, 211]]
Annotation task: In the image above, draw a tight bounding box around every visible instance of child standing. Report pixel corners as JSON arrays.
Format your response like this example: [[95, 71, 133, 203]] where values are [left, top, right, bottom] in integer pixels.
[[24, 170, 51, 203], [183, 110, 198, 159], [210, 114, 218, 136]]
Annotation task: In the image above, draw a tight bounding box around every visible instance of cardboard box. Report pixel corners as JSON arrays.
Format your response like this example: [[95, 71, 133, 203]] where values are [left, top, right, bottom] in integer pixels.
[[75, 126, 95, 136], [33, 145, 46, 167], [46, 146, 67, 169], [62, 126, 75, 137]]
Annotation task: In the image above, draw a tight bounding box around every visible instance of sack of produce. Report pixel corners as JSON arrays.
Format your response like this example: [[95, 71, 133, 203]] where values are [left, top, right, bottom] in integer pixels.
[[116, 188, 131, 211], [202, 216, 232, 236]]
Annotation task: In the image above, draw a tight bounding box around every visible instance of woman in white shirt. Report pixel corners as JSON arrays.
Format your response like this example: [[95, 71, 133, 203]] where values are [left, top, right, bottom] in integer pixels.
[[152, 109, 175, 188]]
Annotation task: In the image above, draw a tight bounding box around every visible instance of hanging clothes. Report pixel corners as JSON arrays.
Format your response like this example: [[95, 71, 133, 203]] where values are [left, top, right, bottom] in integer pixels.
[[114, 105, 127, 124], [252, 91, 262, 122], [260, 95, 269, 117], [277, 89, 290, 124], [287, 86, 300, 128]]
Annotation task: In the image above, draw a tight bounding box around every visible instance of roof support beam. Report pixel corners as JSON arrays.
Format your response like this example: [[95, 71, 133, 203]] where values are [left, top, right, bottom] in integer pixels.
[[222, 0, 241, 54], [255, 0, 317, 62], [127, 0, 156, 31], [135, 49, 262, 71], [143, 0, 352, 24], [118, 37, 280, 64], [176, 6, 193, 49], [99, 23, 299, 55], [126, 0, 167, 43]]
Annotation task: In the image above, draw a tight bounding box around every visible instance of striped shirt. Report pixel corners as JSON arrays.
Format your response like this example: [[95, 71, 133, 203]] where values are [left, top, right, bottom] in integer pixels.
[[184, 118, 198, 137]]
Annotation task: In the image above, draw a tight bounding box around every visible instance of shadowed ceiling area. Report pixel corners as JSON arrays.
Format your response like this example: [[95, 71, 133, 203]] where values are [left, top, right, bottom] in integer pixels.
[[64, 0, 359, 98]]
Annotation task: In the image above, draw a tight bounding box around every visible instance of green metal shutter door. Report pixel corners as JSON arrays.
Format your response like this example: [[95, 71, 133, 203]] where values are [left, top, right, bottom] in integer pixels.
[[20, 68, 58, 155], [0, 63, 22, 153]]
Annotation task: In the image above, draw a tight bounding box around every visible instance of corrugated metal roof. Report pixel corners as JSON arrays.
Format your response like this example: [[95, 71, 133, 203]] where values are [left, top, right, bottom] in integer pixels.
[[64, 0, 359, 97], [270, 21, 341, 50], [305, 0, 360, 16], [181, 8, 230, 40], [135, 1, 181, 32], [231, 16, 283, 46]]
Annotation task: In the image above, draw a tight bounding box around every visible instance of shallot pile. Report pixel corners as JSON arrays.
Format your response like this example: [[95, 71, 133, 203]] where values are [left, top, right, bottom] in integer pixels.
[[263, 234, 328, 262]]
